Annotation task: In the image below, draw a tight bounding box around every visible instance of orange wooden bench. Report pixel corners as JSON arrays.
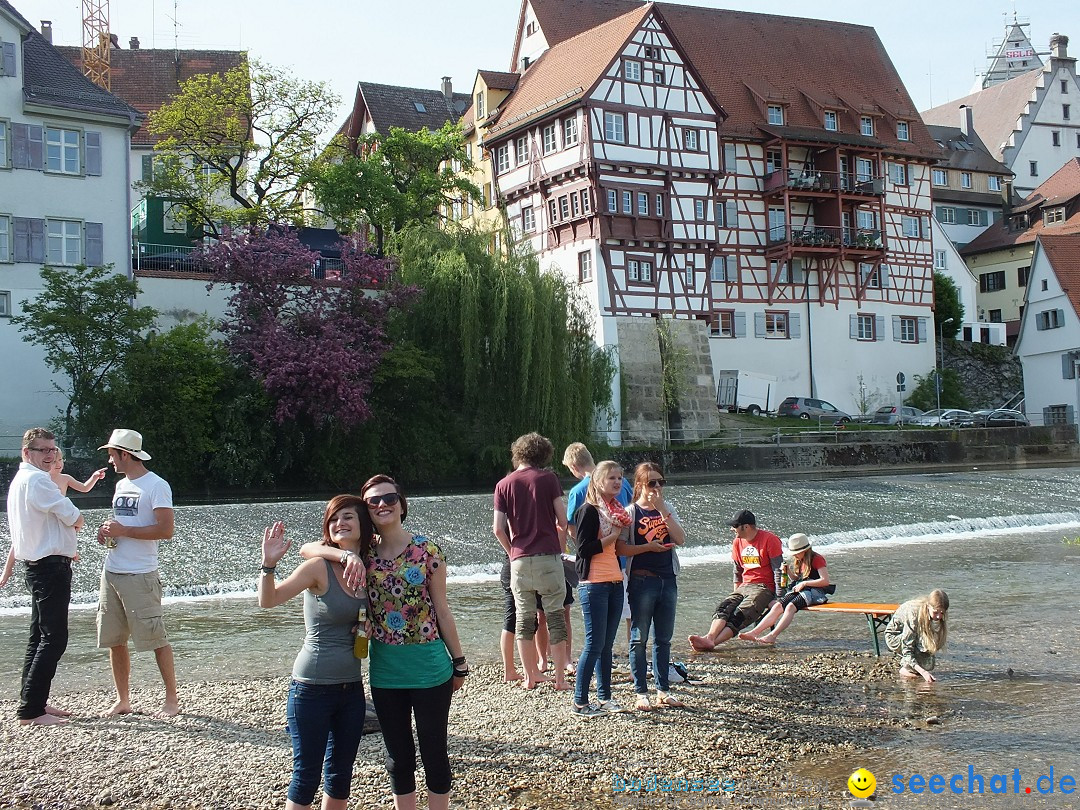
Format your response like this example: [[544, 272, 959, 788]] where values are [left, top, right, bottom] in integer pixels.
[[806, 602, 899, 656]]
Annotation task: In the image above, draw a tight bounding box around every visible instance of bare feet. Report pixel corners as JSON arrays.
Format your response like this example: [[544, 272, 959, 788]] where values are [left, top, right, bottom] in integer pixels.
[[754, 636, 776, 646], [521, 673, 552, 689], [18, 713, 67, 726], [103, 700, 133, 717], [552, 678, 571, 691], [688, 634, 715, 652], [157, 700, 180, 718], [44, 704, 72, 717], [737, 631, 758, 642], [503, 670, 523, 683]]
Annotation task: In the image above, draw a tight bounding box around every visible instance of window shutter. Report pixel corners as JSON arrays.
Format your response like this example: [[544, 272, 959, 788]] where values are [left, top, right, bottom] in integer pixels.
[[734, 311, 746, 338], [1036, 312, 1045, 331], [849, 314, 859, 339], [789, 312, 801, 339], [875, 315, 885, 341], [12, 123, 28, 168], [892, 315, 901, 341], [84, 222, 104, 266], [142, 154, 153, 180], [27, 125, 43, 170], [917, 318, 928, 343], [85, 132, 102, 176], [921, 217, 930, 238], [1, 41, 15, 77], [880, 264, 890, 288], [13, 217, 30, 261], [724, 143, 737, 173], [1068, 405, 1076, 425], [791, 258, 805, 284], [29, 218, 45, 262], [754, 312, 765, 337], [1063, 353, 1076, 380], [1058, 309, 1066, 325], [725, 254, 736, 282], [725, 200, 738, 229]]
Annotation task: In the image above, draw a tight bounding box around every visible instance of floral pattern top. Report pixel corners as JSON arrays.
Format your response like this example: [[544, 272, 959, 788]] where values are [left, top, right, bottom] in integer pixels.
[[367, 535, 443, 646]]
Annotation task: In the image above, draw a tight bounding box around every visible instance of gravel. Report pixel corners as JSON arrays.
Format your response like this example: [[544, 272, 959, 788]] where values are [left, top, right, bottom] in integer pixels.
[[0, 650, 904, 809]]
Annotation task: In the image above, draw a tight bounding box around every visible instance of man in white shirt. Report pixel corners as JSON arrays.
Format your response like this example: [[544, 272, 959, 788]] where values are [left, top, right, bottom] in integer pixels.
[[1, 428, 84, 725], [95, 429, 178, 717]]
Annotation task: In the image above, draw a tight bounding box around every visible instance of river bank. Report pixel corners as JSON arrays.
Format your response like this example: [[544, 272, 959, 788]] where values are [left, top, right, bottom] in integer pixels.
[[0, 651, 898, 810]]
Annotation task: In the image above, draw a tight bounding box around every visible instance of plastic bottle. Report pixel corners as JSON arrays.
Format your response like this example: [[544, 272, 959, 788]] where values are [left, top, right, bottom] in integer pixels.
[[354, 606, 369, 659]]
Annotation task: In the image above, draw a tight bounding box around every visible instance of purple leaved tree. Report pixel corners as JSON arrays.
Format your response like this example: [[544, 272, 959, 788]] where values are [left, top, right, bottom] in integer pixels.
[[202, 227, 411, 427]]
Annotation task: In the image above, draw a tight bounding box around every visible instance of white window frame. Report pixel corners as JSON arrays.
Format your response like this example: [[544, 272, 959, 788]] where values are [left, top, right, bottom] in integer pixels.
[[522, 206, 535, 233], [578, 251, 593, 282], [563, 116, 578, 147], [901, 215, 920, 238], [824, 111, 838, 131], [889, 162, 908, 186], [932, 168, 948, 186], [939, 206, 956, 224], [637, 192, 649, 216], [685, 129, 699, 150], [764, 311, 788, 338], [46, 218, 82, 266], [624, 59, 642, 82], [0, 214, 10, 262], [606, 189, 617, 213], [857, 313, 876, 340], [163, 202, 187, 234], [45, 126, 81, 175], [856, 209, 878, 231], [934, 249, 947, 270], [475, 92, 485, 119], [860, 116, 874, 136], [897, 121, 909, 141], [559, 195, 570, 220], [542, 124, 557, 155], [515, 136, 529, 166], [604, 112, 625, 144], [495, 145, 509, 174], [621, 190, 632, 214], [960, 171, 972, 189], [0, 290, 10, 317], [695, 199, 706, 220], [767, 105, 784, 125], [0, 120, 8, 169], [988, 175, 1001, 192], [684, 263, 694, 288], [712, 310, 734, 338], [899, 317, 917, 343]]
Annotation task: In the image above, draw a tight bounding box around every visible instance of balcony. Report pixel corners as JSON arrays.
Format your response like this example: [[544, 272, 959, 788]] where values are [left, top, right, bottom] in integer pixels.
[[132, 243, 206, 273], [764, 169, 885, 196], [768, 226, 883, 251]]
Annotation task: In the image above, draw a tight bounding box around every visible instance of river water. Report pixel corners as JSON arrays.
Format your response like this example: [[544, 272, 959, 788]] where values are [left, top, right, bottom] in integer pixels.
[[2, 467, 1079, 806]]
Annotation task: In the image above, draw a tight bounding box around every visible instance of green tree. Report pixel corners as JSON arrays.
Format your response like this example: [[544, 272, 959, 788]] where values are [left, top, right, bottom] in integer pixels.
[[906, 369, 970, 411], [13, 265, 156, 436], [933, 272, 964, 339], [309, 123, 481, 253], [142, 60, 338, 236]]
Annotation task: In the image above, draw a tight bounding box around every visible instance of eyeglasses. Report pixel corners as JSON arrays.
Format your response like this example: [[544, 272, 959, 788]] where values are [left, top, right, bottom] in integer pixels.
[[27, 446, 59, 456], [365, 493, 401, 508], [645, 479, 666, 488]]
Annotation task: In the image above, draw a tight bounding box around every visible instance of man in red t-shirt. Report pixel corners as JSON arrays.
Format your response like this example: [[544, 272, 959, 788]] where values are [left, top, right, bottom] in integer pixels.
[[688, 509, 782, 651], [493, 433, 570, 690]]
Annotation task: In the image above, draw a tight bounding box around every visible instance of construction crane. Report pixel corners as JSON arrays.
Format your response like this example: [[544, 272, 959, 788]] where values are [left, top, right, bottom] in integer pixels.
[[81, 0, 111, 91]]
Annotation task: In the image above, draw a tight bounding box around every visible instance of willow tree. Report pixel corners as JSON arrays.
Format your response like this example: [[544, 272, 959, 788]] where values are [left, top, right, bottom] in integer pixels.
[[390, 226, 615, 475]]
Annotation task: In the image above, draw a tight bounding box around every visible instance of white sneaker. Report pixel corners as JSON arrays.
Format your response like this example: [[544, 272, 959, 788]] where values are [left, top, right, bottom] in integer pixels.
[[597, 699, 624, 713]]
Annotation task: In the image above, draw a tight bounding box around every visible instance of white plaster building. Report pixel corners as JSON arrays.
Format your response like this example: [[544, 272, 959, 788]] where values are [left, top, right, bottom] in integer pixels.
[[0, 0, 141, 452], [1015, 234, 1080, 425]]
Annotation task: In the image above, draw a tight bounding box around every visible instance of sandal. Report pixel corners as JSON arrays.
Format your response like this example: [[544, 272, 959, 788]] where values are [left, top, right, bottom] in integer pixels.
[[634, 694, 653, 712], [655, 693, 686, 708]]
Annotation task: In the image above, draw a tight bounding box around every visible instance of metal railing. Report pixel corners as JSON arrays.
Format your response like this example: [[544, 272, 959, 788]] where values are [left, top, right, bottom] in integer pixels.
[[133, 243, 347, 280], [764, 169, 885, 196], [767, 225, 883, 250]]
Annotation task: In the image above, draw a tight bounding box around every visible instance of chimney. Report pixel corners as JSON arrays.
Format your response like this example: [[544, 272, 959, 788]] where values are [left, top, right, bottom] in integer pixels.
[[959, 104, 973, 137], [129, 36, 140, 50], [1002, 180, 1013, 228], [520, 56, 531, 72], [441, 76, 452, 100], [109, 32, 119, 49], [39, 20, 52, 43], [1050, 33, 1069, 59]]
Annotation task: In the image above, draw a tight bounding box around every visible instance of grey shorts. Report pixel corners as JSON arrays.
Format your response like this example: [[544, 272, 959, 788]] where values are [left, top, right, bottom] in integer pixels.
[[97, 569, 169, 651]]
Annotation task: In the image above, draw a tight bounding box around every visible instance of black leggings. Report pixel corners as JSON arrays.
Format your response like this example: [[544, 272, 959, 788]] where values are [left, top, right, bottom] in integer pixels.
[[370, 676, 455, 796]]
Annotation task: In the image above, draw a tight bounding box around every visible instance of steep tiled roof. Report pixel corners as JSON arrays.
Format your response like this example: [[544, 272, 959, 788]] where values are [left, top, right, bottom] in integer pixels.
[[511, 0, 641, 70], [925, 125, 1012, 176], [921, 69, 1043, 160], [1040, 233, 1080, 319], [479, 70, 519, 92], [54, 46, 245, 146], [961, 159, 1080, 255], [21, 31, 140, 124], [489, 5, 651, 137], [357, 82, 470, 133]]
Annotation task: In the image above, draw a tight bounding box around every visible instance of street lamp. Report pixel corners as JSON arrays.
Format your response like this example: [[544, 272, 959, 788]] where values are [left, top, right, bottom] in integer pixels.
[[936, 317, 955, 415]]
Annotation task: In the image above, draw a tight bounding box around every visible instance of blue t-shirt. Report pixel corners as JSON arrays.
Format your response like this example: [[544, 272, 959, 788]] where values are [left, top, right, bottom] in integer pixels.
[[567, 474, 633, 526]]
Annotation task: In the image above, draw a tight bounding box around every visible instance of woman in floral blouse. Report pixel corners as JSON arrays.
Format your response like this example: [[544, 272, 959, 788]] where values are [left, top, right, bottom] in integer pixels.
[[314, 474, 466, 810]]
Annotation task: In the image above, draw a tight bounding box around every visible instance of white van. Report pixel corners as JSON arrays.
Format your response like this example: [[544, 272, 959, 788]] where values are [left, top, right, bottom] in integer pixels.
[[716, 370, 778, 416]]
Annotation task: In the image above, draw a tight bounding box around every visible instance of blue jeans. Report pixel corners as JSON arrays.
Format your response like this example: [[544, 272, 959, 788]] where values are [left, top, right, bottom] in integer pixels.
[[286, 679, 366, 804], [627, 573, 678, 694], [575, 580, 623, 705]]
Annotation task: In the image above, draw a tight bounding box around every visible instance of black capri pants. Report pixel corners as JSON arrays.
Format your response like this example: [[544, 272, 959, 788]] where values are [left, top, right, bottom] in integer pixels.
[[370, 676, 455, 796]]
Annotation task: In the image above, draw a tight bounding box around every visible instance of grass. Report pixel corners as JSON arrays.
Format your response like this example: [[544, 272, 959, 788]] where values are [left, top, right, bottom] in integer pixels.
[[1064, 537, 1080, 547]]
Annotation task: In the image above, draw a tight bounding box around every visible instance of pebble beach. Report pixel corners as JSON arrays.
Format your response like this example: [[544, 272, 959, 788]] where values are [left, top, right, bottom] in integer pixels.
[[0, 650, 910, 810]]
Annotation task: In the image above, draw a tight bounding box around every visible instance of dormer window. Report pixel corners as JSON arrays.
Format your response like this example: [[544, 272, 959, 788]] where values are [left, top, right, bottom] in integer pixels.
[[897, 121, 909, 141], [475, 92, 485, 119], [824, 111, 838, 131], [860, 116, 874, 136], [624, 60, 642, 82], [767, 105, 784, 125], [1045, 207, 1066, 225]]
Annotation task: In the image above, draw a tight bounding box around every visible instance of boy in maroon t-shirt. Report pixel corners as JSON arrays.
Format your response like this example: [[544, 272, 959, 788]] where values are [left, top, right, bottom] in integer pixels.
[[688, 509, 783, 651]]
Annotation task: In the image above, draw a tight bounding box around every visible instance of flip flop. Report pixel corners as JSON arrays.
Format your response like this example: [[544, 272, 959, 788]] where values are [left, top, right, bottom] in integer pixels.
[[656, 694, 686, 708], [634, 694, 653, 712]]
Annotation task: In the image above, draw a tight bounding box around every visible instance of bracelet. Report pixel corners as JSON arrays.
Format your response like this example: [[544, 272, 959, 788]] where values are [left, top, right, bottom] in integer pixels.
[[260, 565, 276, 575], [451, 655, 467, 666], [453, 667, 470, 678], [340, 550, 354, 566]]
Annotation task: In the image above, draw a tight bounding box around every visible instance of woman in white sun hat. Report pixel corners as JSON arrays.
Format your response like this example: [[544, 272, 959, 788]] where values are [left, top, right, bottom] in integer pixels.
[[738, 533, 831, 645]]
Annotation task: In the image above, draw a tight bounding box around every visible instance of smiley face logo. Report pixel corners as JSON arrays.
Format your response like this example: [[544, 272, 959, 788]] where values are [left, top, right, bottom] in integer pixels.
[[848, 768, 876, 798]]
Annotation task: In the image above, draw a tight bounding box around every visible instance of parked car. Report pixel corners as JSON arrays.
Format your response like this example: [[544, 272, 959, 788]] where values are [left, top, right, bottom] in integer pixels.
[[910, 408, 973, 427], [777, 396, 851, 424], [962, 409, 1030, 427], [871, 405, 925, 425]]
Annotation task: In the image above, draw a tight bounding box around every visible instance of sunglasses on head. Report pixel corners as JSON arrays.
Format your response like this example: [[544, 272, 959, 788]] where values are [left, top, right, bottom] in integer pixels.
[[646, 478, 666, 488], [364, 493, 401, 508]]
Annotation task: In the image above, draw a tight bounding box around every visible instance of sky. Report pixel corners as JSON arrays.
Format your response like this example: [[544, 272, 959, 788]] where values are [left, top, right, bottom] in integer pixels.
[[11, 0, 1080, 133]]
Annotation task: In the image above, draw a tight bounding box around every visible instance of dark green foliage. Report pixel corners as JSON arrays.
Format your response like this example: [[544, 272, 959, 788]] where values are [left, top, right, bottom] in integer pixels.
[[933, 273, 964, 339], [907, 368, 970, 411]]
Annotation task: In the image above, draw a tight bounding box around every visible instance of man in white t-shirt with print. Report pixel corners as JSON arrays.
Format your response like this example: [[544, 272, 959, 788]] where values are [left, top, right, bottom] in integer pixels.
[[96, 429, 178, 717]]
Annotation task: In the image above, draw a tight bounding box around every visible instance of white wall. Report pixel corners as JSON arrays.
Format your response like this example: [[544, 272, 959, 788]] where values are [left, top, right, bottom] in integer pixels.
[[1004, 65, 1080, 196], [931, 217, 1006, 345]]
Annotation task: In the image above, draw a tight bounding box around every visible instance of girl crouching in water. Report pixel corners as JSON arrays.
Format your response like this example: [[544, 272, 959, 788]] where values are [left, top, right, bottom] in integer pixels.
[[884, 589, 949, 683]]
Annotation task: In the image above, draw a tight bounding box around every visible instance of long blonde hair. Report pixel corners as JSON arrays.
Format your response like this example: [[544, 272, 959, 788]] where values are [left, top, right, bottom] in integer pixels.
[[787, 548, 812, 581], [914, 589, 949, 653], [586, 460, 623, 507]]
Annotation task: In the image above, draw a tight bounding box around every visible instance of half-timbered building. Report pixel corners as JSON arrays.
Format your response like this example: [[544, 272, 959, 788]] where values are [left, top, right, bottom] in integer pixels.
[[481, 1, 943, 436]]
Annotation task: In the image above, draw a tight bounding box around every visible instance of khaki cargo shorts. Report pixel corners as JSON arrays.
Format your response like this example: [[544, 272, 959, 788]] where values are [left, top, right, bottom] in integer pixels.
[[97, 569, 169, 651]]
